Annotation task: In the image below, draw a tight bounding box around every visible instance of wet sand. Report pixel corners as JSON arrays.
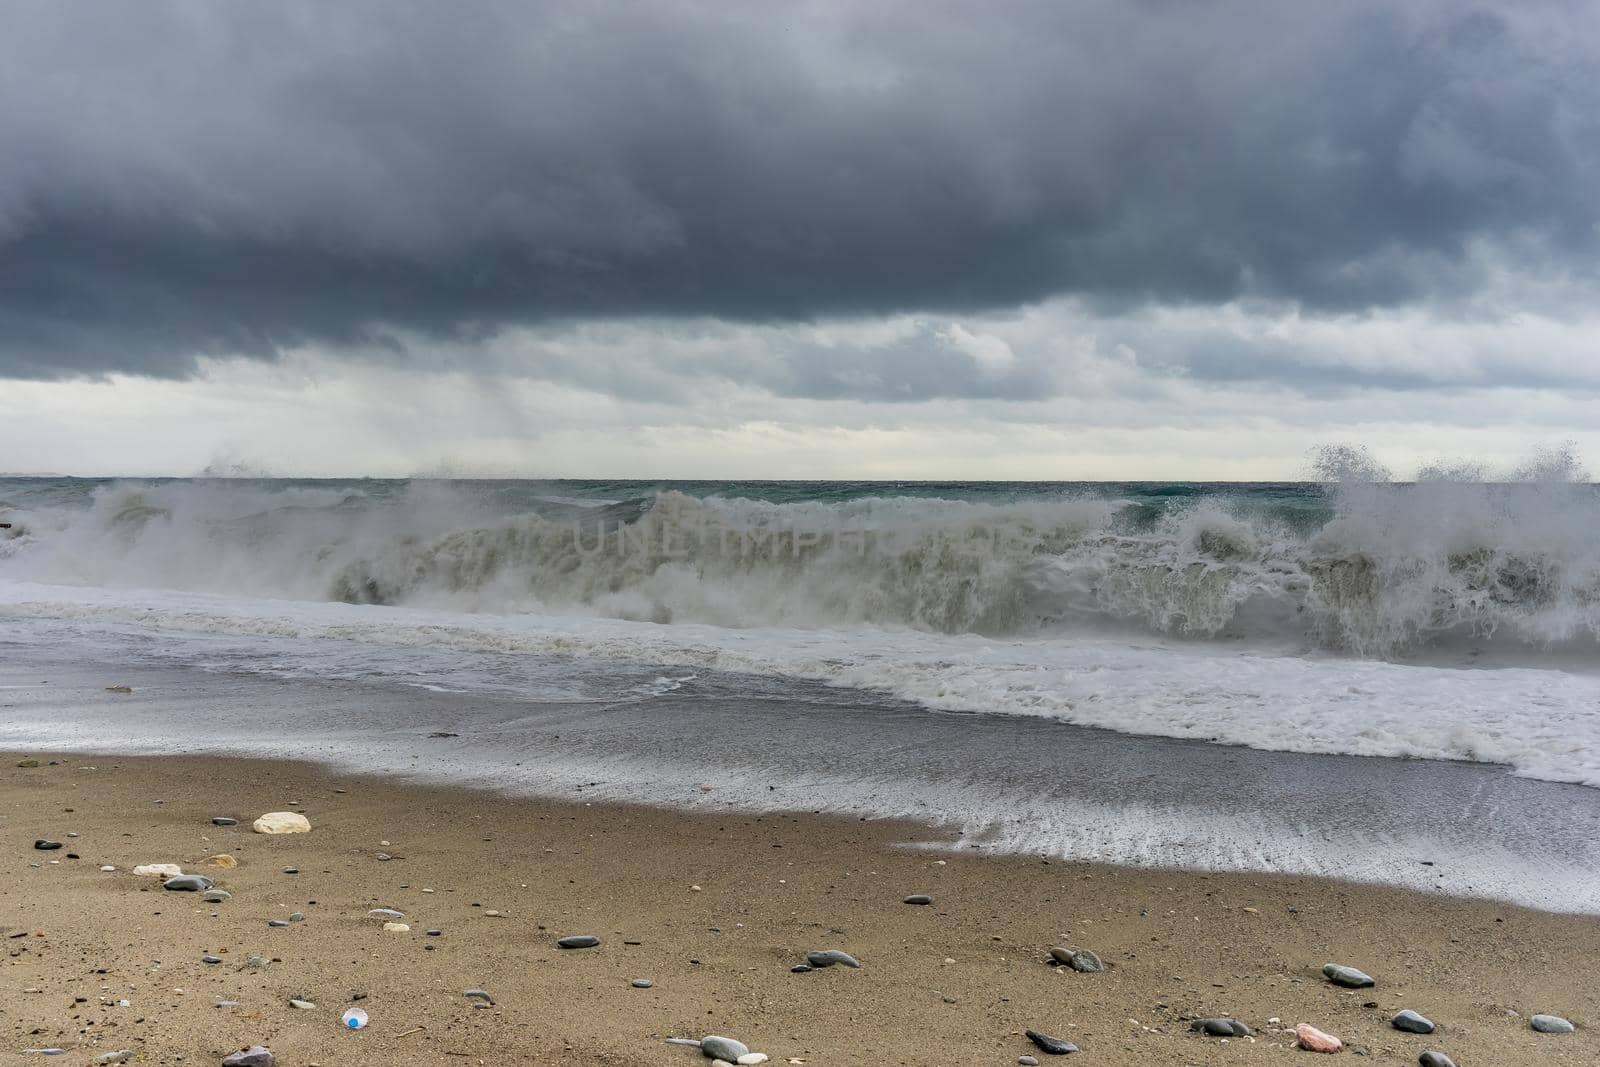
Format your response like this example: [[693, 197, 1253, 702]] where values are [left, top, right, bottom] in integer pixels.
[[2, 753, 1596, 1065]]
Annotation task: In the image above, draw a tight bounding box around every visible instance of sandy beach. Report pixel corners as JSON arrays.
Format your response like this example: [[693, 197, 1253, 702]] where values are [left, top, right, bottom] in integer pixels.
[[2, 752, 1595, 1066]]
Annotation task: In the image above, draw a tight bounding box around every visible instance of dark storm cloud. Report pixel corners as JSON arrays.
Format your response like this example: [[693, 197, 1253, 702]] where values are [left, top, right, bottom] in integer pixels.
[[1, 0, 1596, 381]]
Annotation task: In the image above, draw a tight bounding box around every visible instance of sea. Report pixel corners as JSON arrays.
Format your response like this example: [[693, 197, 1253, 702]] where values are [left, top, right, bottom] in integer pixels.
[[3, 474, 1599, 910]]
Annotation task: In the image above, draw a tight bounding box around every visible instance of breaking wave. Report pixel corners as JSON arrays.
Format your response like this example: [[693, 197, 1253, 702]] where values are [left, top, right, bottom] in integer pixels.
[[3, 454, 1599, 659]]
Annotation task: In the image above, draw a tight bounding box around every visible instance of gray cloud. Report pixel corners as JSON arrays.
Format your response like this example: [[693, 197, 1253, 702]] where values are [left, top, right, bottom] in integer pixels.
[[2, 0, 1597, 381]]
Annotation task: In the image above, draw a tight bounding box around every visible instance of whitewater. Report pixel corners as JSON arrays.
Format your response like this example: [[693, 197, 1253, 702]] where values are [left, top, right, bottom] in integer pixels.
[[2, 468, 1598, 787]]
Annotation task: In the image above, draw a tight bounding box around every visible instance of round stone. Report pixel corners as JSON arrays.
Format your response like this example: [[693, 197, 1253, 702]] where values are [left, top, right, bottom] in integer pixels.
[[1393, 1010, 1435, 1034], [557, 935, 600, 949]]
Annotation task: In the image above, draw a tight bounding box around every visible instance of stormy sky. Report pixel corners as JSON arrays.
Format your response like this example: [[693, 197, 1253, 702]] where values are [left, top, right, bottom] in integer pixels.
[[2, 0, 1597, 477]]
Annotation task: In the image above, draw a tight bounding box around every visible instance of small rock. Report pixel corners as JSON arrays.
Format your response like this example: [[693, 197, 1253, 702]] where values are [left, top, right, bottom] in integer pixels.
[[383, 922, 410, 932], [1530, 1014, 1576, 1033], [202, 954, 222, 965], [805, 949, 861, 968], [133, 863, 183, 878], [252, 812, 311, 835], [1418, 1053, 1457, 1067], [1049, 947, 1103, 973], [222, 1047, 274, 1067], [632, 979, 654, 988], [288, 998, 316, 1010], [368, 908, 404, 918], [1191, 1018, 1251, 1036], [903, 894, 933, 905], [700, 1036, 750, 1061], [105, 684, 132, 693], [202, 889, 232, 903], [737, 1056, 769, 1066], [1020, 1058, 1041, 1066], [205, 854, 238, 869], [1322, 963, 1375, 988], [163, 875, 215, 892], [268, 920, 289, 928], [790, 964, 812, 973], [94, 1052, 134, 1065], [426, 929, 442, 936], [1393, 1010, 1435, 1034], [463, 989, 494, 1005], [100, 865, 117, 872], [33, 840, 62, 850], [1024, 1029, 1078, 1054], [16, 759, 39, 768], [1295, 1023, 1342, 1053], [211, 817, 238, 826], [557, 935, 601, 949]]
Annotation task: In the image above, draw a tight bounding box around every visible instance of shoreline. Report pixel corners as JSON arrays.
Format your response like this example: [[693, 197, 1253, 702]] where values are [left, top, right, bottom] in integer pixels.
[[4, 752, 1595, 1065]]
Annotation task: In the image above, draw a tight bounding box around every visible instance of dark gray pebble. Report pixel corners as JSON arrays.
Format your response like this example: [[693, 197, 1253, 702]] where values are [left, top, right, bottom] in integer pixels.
[[1322, 963, 1375, 987], [790, 964, 813, 973], [211, 818, 238, 826], [162, 875, 214, 892], [1393, 1010, 1435, 1034], [903, 894, 933, 905], [427, 929, 442, 936], [33, 840, 62, 850], [203, 954, 222, 964], [1025, 1029, 1079, 1055], [557, 935, 600, 949], [268, 920, 289, 928], [1418, 1053, 1457, 1067], [805, 949, 861, 968], [1191, 1017, 1250, 1036]]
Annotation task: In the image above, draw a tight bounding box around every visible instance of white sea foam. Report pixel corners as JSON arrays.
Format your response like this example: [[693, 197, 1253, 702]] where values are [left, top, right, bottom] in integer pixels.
[[2, 580, 1597, 787]]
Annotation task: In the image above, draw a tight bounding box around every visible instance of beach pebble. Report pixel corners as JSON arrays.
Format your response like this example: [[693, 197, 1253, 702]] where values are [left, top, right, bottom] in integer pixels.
[[1020, 1059, 1040, 1066], [16, 759, 40, 768], [205, 854, 238, 869], [737, 1056, 769, 1065], [100, 865, 116, 872], [288, 912, 304, 922], [289, 998, 316, 1010], [1418, 1053, 1457, 1067], [203, 889, 232, 903], [427, 928, 442, 936], [133, 863, 183, 878], [463, 989, 495, 1005], [632, 979, 654, 988], [252, 811, 311, 834], [557, 934, 601, 949], [222, 1047, 274, 1067], [1530, 1014, 1575, 1033], [1322, 963, 1375, 988], [202, 954, 222, 965], [268, 920, 290, 928], [805, 949, 861, 968], [368, 908, 405, 918], [163, 874, 215, 892], [94, 1052, 133, 1064], [790, 964, 812, 973], [1393, 1009, 1435, 1033], [1048, 947, 1103, 973], [383, 922, 410, 932], [1191, 1017, 1251, 1036], [1024, 1029, 1078, 1054], [33, 840, 62, 850], [903, 894, 933, 905], [211, 817, 238, 826], [1295, 1023, 1343, 1052], [700, 1036, 750, 1060]]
